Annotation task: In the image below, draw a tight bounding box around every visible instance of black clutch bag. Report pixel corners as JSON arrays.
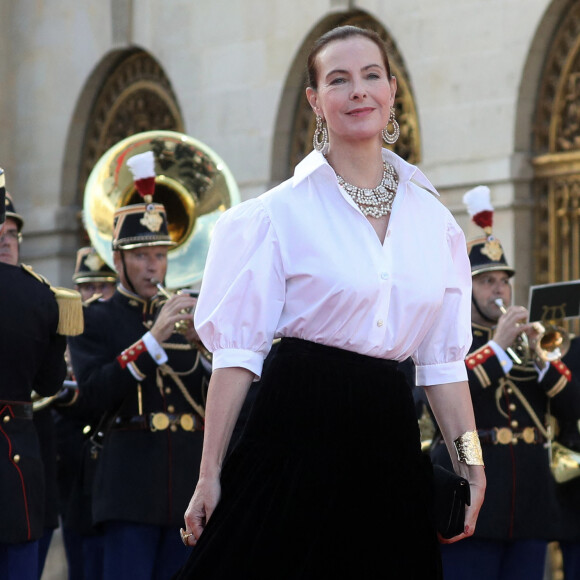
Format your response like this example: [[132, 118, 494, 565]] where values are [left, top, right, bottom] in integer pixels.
[[433, 464, 471, 539]]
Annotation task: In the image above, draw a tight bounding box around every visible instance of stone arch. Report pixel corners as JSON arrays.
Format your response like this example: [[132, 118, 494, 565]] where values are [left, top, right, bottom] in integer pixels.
[[271, 10, 421, 185], [61, 49, 184, 245], [526, 1, 580, 285]]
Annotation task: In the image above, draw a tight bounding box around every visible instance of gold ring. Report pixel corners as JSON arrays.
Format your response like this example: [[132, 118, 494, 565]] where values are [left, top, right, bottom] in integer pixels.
[[180, 527, 193, 546]]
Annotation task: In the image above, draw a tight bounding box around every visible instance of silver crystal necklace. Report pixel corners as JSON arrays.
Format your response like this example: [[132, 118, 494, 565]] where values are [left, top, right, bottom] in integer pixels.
[[335, 161, 399, 218]]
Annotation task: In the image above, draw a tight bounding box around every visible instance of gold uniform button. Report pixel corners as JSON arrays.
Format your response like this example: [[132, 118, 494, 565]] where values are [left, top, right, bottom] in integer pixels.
[[155, 354, 162, 361], [510, 420, 519, 429], [165, 387, 172, 395], [3, 415, 10, 423], [180, 415, 195, 431], [170, 424, 178, 432], [167, 405, 175, 413], [13, 454, 20, 463], [506, 388, 513, 394], [509, 403, 516, 411]]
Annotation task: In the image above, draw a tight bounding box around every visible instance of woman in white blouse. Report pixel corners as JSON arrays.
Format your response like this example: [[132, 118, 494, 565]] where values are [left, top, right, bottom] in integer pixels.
[[176, 25, 485, 579]]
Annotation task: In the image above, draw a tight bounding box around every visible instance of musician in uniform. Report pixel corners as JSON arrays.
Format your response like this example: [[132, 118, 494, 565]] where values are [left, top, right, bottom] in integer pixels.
[[72, 246, 117, 301], [55, 247, 118, 579], [68, 152, 209, 580], [556, 329, 580, 578], [430, 186, 579, 580], [0, 171, 82, 579]]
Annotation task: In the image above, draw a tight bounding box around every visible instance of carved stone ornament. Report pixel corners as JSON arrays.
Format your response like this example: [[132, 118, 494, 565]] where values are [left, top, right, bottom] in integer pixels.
[[533, 2, 580, 295], [77, 51, 184, 206]]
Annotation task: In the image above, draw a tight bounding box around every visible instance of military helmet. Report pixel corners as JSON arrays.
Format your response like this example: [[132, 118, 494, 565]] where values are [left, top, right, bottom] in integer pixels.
[[112, 151, 175, 251], [72, 247, 118, 285], [463, 186, 514, 278]]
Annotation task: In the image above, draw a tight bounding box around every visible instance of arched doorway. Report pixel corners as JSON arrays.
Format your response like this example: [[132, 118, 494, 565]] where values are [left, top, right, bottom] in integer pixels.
[[533, 2, 580, 287], [65, 49, 184, 247], [274, 11, 421, 183]]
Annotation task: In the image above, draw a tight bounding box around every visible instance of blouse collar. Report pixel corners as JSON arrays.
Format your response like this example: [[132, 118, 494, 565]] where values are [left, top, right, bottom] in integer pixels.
[[292, 148, 440, 198]]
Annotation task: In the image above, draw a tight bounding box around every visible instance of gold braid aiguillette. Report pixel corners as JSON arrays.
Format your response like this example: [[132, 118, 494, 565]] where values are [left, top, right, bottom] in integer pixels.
[[453, 430, 484, 466]]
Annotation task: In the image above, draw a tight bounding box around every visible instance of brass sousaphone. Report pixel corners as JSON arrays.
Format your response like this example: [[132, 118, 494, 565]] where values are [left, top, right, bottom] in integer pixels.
[[83, 130, 240, 289]]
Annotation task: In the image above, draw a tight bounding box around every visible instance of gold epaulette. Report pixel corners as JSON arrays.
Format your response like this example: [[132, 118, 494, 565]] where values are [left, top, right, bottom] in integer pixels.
[[21, 263, 50, 285], [21, 264, 84, 336], [52, 287, 84, 336]]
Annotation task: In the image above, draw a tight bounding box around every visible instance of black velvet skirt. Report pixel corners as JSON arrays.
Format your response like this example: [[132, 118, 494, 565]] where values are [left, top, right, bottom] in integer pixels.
[[175, 338, 442, 579]]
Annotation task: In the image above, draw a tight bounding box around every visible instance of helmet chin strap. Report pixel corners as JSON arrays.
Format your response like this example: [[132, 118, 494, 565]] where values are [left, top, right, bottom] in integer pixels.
[[120, 251, 138, 296], [472, 294, 497, 325]]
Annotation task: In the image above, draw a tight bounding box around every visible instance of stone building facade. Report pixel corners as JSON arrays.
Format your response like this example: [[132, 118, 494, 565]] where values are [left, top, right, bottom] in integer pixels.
[[1, 0, 579, 309], [1, 1, 579, 576]]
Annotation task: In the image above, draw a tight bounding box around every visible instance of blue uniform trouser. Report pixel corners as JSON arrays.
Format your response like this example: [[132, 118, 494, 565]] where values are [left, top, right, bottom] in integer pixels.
[[102, 521, 190, 580], [440, 538, 548, 580], [0, 540, 39, 580], [63, 526, 104, 580], [560, 541, 580, 579], [37, 527, 54, 578]]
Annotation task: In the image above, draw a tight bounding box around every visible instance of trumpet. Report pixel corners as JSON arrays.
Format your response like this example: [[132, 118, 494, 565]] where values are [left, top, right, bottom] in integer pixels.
[[535, 323, 570, 362], [494, 299, 529, 365], [32, 380, 79, 412], [151, 278, 195, 335], [151, 279, 212, 362], [494, 298, 570, 364]]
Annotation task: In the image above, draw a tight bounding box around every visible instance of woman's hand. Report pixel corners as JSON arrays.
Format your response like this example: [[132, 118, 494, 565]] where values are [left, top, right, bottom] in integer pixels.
[[181, 368, 254, 546], [182, 476, 222, 546], [439, 464, 486, 544]]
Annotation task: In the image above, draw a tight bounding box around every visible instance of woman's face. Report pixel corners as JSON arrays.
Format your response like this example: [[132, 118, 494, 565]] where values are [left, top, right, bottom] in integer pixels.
[[306, 36, 396, 147]]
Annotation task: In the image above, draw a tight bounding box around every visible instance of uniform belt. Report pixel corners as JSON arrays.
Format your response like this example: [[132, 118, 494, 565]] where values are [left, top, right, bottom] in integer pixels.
[[0, 400, 33, 420], [477, 426, 545, 445], [112, 412, 204, 432]]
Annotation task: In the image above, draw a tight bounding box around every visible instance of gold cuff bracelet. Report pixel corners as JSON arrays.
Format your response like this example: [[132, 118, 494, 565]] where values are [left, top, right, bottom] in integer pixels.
[[453, 429, 484, 466]]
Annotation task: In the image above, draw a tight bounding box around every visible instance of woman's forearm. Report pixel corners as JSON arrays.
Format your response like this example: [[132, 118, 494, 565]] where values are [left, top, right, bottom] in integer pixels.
[[424, 381, 478, 474], [199, 367, 254, 479]]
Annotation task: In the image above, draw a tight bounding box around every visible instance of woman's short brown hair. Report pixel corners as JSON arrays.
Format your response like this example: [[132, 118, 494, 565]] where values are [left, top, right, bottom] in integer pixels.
[[307, 25, 393, 90]]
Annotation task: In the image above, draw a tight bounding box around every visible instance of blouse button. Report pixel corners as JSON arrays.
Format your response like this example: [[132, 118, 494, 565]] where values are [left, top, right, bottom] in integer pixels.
[[377, 319, 384, 327], [380, 272, 389, 280]]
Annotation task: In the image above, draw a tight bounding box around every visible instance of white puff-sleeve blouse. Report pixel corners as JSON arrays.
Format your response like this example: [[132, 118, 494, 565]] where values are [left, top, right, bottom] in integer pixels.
[[194, 149, 472, 386]]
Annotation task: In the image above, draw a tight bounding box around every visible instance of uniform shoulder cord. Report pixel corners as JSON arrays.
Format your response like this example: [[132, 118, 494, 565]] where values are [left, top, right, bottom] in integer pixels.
[[156, 357, 205, 419], [497, 377, 551, 441]]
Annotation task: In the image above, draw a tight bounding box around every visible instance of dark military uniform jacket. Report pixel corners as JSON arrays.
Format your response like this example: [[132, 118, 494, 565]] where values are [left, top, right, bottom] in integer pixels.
[[0, 262, 67, 543], [431, 323, 579, 540], [556, 337, 580, 541], [67, 287, 209, 528]]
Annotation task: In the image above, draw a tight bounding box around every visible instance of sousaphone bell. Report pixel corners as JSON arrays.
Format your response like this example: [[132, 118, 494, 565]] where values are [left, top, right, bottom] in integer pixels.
[[83, 130, 240, 289]]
